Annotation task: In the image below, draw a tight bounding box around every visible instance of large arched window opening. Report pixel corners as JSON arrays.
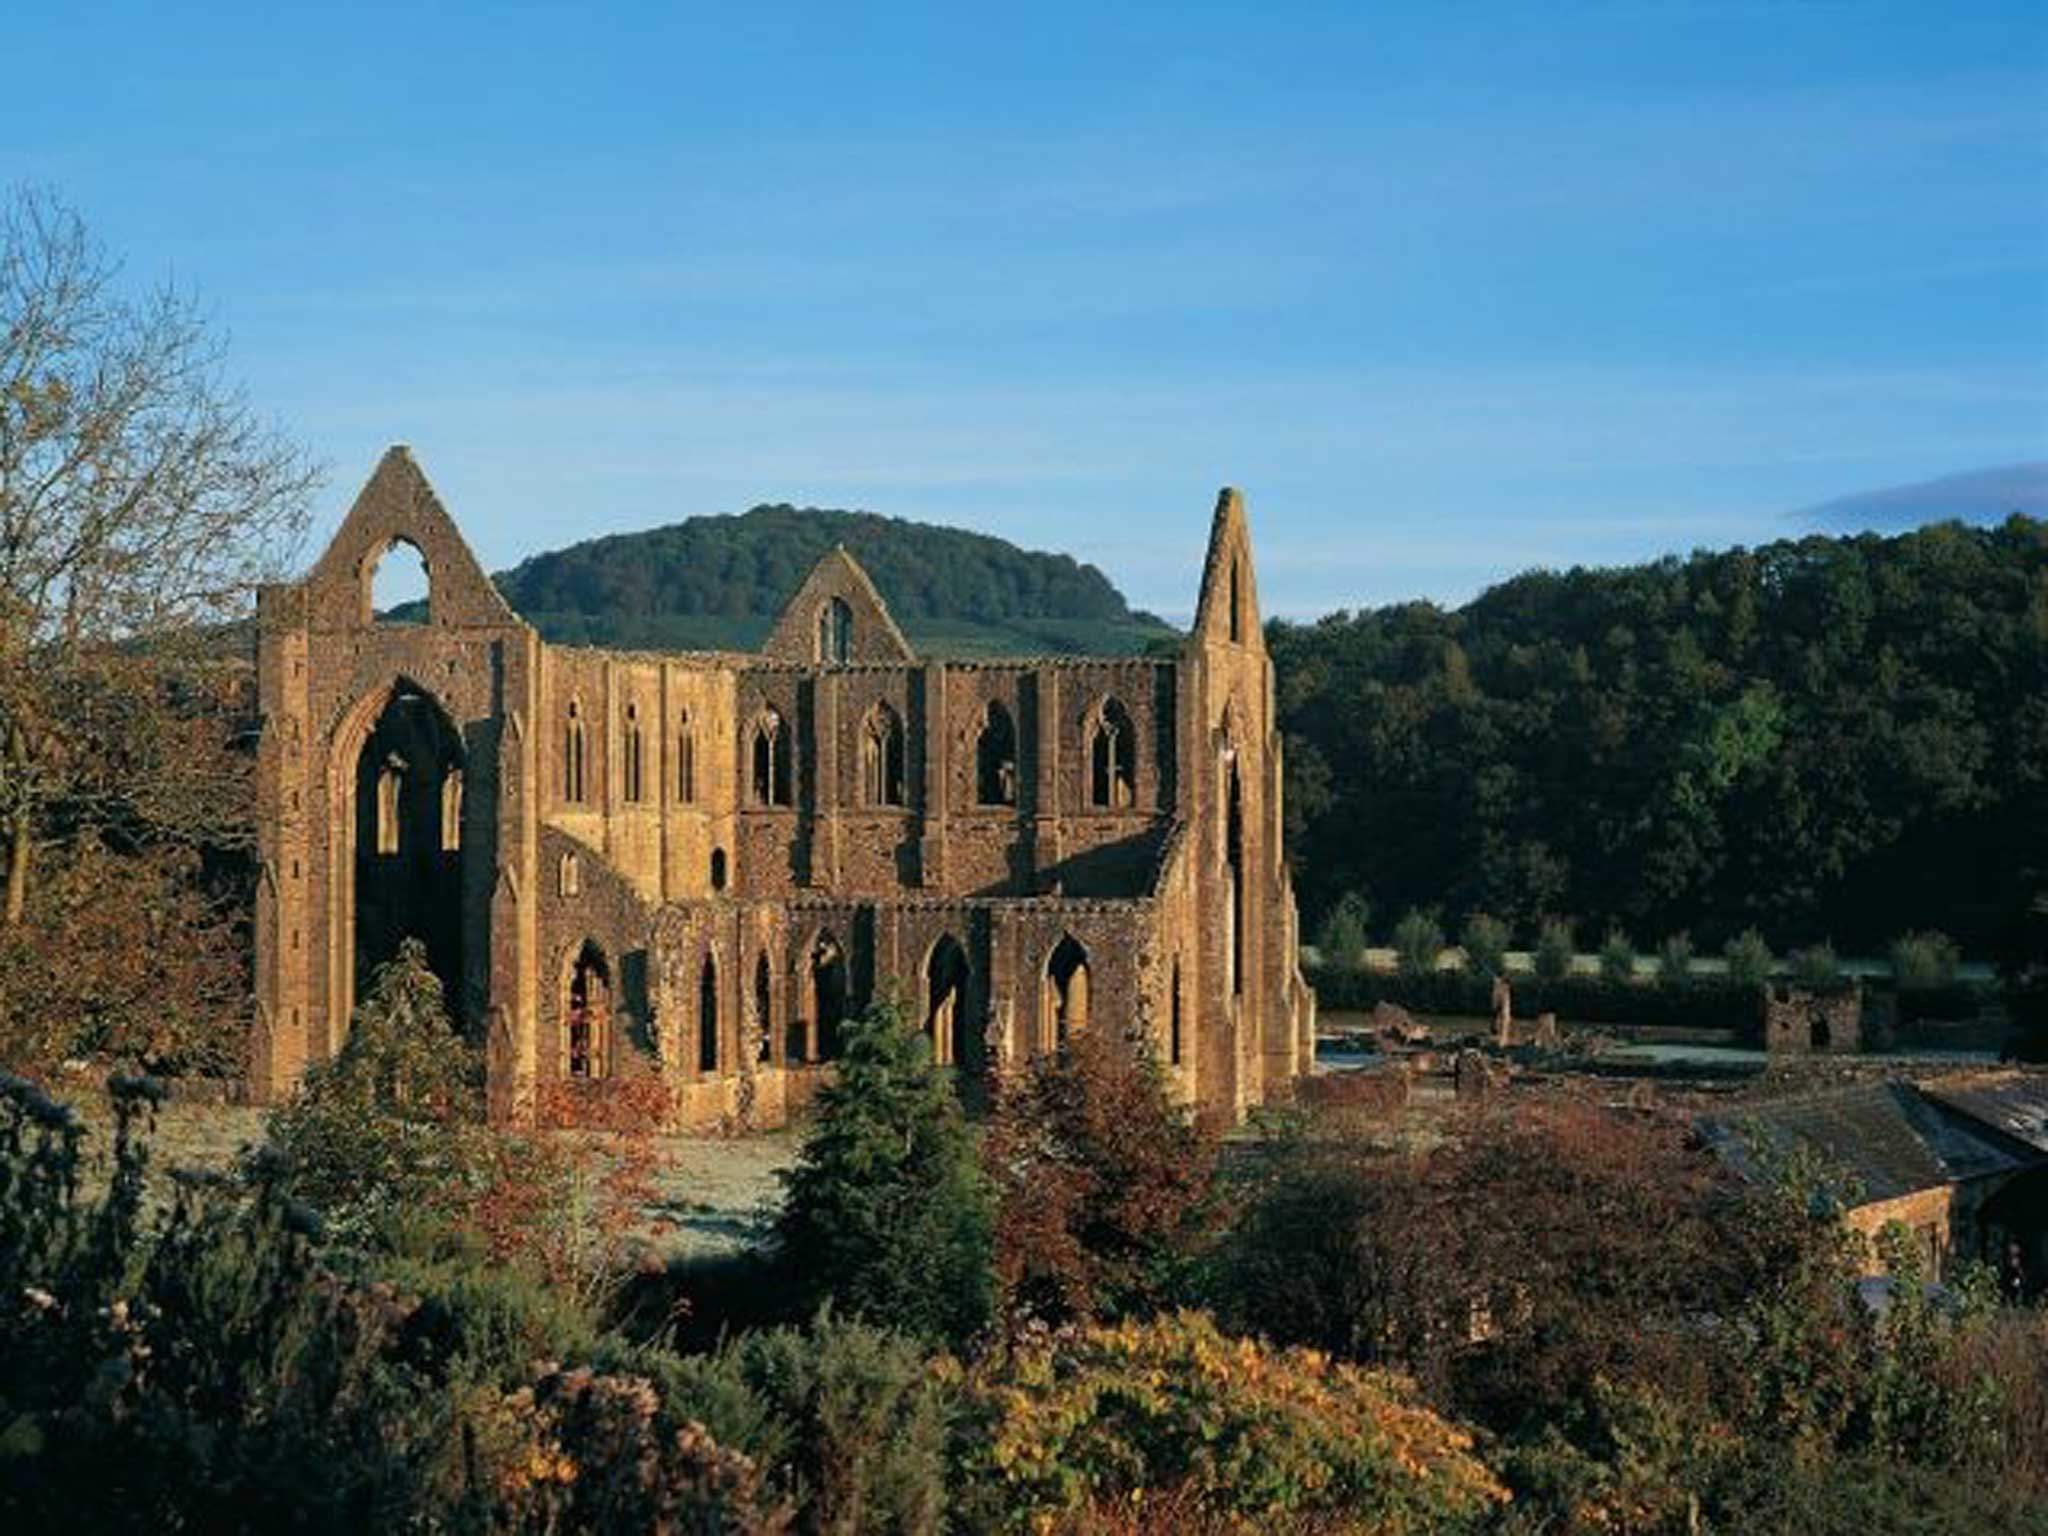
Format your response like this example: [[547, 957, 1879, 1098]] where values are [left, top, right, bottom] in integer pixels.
[[698, 955, 720, 1075], [751, 708, 792, 806], [352, 681, 466, 1024], [1043, 935, 1090, 1051], [623, 702, 645, 803], [975, 700, 1017, 807], [364, 536, 429, 625], [818, 597, 853, 663], [1088, 699, 1136, 809], [807, 933, 850, 1062], [563, 701, 587, 804], [566, 941, 611, 1080], [754, 952, 774, 1064], [925, 935, 970, 1068], [860, 702, 906, 807]]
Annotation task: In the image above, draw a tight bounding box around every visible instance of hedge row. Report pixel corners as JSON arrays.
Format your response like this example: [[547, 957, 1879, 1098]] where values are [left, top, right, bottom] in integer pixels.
[[1306, 966, 1987, 1036]]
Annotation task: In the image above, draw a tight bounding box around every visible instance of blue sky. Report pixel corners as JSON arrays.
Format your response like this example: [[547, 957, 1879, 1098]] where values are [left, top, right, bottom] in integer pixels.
[[9, 2, 2045, 618]]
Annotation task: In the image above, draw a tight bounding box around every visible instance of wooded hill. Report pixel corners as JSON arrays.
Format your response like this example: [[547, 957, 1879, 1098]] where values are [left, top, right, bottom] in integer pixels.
[[1271, 514, 2048, 959], [396, 503, 1178, 657]]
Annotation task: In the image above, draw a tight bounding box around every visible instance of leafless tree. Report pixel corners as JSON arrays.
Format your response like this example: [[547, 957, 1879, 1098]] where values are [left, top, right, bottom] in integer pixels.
[[0, 185, 318, 921]]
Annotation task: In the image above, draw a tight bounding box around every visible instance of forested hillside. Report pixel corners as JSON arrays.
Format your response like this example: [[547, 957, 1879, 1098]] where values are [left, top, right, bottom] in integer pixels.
[[1273, 515, 2048, 957], [417, 503, 1177, 656]]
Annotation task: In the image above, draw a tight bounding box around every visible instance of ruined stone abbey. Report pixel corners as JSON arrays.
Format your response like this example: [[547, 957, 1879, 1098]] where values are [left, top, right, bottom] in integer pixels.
[[251, 449, 1314, 1128]]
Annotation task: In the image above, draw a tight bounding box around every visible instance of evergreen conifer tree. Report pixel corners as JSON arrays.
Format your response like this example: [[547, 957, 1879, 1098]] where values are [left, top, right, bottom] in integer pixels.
[[773, 999, 995, 1348]]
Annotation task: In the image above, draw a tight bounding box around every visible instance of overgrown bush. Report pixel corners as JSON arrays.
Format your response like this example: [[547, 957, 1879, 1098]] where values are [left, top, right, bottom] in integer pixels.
[[1891, 929, 1961, 989], [1597, 927, 1635, 983], [1790, 942, 1843, 990], [265, 939, 487, 1248], [1656, 932, 1694, 985], [1723, 927, 1776, 988], [956, 1311, 1506, 1534], [985, 1023, 1219, 1329], [1392, 908, 1445, 977], [1315, 891, 1372, 965], [1460, 911, 1510, 982], [772, 1000, 994, 1350], [1533, 918, 1575, 981]]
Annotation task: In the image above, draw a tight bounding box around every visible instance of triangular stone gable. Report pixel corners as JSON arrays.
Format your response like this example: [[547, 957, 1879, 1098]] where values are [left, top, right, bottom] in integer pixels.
[[1190, 486, 1263, 649], [760, 545, 916, 663], [303, 446, 522, 632]]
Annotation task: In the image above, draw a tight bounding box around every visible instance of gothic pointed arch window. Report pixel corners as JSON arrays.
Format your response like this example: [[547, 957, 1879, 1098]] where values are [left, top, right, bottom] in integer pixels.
[[563, 701, 587, 804], [439, 766, 463, 852], [1043, 935, 1090, 1051], [975, 700, 1017, 807], [750, 708, 792, 806], [676, 709, 696, 803], [805, 933, 849, 1062], [860, 701, 906, 807], [566, 941, 610, 1079], [818, 597, 853, 663], [1088, 698, 1136, 809], [925, 935, 970, 1068], [623, 702, 644, 803], [376, 754, 405, 854]]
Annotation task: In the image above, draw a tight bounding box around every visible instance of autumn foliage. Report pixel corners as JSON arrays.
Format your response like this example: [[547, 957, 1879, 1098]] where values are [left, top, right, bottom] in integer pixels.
[[985, 1023, 1219, 1328]]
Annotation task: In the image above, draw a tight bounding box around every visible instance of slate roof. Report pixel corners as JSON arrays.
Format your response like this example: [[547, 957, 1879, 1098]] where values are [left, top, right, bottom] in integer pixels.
[[1919, 1072, 2048, 1156], [1699, 1078, 2033, 1204]]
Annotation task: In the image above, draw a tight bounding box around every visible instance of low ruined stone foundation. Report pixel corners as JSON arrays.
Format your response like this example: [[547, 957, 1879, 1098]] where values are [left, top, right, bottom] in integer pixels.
[[250, 448, 1315, 1130]]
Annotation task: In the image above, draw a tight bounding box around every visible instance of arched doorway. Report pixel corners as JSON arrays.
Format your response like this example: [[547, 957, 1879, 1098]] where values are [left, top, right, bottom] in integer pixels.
[[925, 935, 970, 1068], [352, 680, 466, 1022], [566, 941, 610, 1079], [1043, 935, 1090, 1051]]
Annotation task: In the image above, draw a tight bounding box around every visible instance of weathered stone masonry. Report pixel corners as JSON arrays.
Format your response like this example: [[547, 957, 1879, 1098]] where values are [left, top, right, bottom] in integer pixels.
[[251, 448, 1315, 1129]]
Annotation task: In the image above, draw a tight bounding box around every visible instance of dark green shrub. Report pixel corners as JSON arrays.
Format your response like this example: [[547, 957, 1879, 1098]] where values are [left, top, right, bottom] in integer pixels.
[[1598, 927, 1636, 984], [652, 1313, 956, 1535], [1533, 917, 1576, 981], [1724, 928, 1776, 988], [1657, 932, 1695, 985], [772, 1000, 995, 1350], [1460, 912, 1510, 981], [1392, 909, 1445, 978], [1315, 891, 1372, 966]]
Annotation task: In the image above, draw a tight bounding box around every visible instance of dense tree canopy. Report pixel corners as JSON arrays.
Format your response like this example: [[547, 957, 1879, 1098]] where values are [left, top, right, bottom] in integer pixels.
[[1273, 516, 2048, 956]]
